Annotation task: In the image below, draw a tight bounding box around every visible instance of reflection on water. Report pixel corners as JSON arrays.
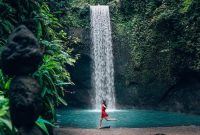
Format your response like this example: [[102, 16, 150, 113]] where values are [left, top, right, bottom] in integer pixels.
[[57, 109, 200, 128]]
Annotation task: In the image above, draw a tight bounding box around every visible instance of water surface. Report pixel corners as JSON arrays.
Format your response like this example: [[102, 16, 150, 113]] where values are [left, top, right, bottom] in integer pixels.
[[57, 109, 200, 128]]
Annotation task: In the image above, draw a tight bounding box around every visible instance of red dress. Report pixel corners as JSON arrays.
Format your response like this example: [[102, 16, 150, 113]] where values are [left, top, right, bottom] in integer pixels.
[[101, 104, 108, 118]]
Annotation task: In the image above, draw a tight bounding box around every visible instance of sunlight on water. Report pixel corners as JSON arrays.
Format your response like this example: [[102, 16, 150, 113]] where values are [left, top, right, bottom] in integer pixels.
[[86, 109, 126, 112]]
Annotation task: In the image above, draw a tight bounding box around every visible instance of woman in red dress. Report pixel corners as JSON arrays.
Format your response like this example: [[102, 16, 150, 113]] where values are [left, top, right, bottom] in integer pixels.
[[99, 100, 116, 128]]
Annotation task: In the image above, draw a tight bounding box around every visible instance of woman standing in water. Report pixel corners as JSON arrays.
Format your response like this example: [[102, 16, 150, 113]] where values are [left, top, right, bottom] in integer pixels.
[[99, 100, 117, 128]]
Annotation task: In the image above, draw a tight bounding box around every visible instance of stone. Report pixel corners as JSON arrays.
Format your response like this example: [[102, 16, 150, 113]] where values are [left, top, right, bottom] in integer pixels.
[[1, 25, 42, 76], [9, 76, 43, 128], [18, 126, 43, 135]]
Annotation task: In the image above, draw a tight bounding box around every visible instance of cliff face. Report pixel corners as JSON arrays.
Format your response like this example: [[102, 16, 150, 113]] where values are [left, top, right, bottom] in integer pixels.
[[111, 0, 200, 114], [66, 25, 200, 114], [65, 1, 200, 114], [65, 27, 93, 108]]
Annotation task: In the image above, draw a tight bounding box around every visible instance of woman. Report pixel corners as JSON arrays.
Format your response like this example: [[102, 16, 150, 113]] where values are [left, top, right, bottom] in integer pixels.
[[99, 100, 116, 128]]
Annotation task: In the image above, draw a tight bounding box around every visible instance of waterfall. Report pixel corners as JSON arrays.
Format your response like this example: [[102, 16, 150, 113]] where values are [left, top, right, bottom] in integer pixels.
[[90, 5, 116, 109]]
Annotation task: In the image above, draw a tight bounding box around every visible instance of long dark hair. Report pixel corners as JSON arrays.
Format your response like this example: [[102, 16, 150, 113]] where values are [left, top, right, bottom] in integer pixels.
[[102, 100, 107, 107]]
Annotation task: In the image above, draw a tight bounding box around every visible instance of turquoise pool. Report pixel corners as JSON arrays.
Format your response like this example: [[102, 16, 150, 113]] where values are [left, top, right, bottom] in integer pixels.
[[57, 109, 200, 128]]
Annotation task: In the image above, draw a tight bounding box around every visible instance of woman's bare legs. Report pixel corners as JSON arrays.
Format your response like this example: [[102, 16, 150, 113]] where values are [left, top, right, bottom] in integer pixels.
[[105, 117, 117, 121], [99, 117, 117, 128], [99, 118, 103, 128]]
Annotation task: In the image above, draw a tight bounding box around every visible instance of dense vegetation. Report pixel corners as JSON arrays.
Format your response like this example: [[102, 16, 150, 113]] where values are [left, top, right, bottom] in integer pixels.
[[112, 0, 200, 108], [0, 0, 78, 134], [63, 0, 200, 113], [116, 0, 200, 85], [0, 0, 200, 134]]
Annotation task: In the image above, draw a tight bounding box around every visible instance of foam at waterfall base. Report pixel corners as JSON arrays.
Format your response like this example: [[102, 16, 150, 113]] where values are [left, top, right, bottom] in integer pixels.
[[87, 109, 125, 112]]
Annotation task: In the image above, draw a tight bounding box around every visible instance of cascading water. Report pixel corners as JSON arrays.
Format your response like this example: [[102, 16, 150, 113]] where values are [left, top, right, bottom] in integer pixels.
[[90, 5, 116, 109]]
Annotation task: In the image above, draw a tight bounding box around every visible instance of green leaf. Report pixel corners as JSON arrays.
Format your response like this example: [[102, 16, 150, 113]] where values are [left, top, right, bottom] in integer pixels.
[[4, 79, 11, 90], [57, 96, 68, 106], [0, 118, 12, 130], [36, 120, 49, 135], [36, 117, 56, 127], [41, 87, 48, 97], [47, 97, 55, 119], [56, 82, 72, 86], [36, 21, 43, 39]]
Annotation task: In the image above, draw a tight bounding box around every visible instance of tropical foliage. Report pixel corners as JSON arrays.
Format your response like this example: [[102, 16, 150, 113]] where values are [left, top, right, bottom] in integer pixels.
[[63, 0, 200, 112], [0, 0, 78, 134], [113, 0, 200, 83], [0, 71, 13, 135], [1, 0, 200, 134]]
